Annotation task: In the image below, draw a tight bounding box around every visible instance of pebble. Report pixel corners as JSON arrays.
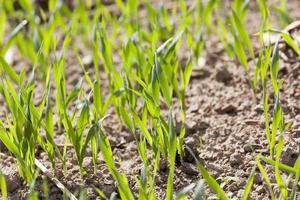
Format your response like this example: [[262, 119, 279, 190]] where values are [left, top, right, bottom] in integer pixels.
[[120, 131, 134, 143], [256, 185, 265, 194], [228, 183, 238, 192], [281, 146, 299, 166], [215, 104, 237, 114], [185, 136, 199, 148], [229, 153, 243, 166], [215, 67, 232, 84], [185, 120, 210, 136], [187, 103, 199, 113], [180, 162, 198, 176], [254, 173, 263, 184], [206, 163, 224, 176], [244, 145, 252, 153], [83, 157, 92, 168]]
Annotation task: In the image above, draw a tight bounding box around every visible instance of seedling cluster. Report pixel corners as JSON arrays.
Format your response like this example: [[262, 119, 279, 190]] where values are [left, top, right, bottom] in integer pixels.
[[0, 0, 299, 199]]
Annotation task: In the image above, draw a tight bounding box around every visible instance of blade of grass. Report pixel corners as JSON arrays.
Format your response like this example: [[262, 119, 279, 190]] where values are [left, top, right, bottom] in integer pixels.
[[242, 167, 255, 200], [0, 172, 7, 200], [186, 147, 229, 200]]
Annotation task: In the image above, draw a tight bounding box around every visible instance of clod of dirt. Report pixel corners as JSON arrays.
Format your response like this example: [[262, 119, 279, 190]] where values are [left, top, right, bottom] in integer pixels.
[[206, 163, 224, 177], [281, 146, 299, 166], [187, 103, 199, 113], [256, 185, 266, 194], [254, 173, 263, 184], [180, 162, 198, 176], [294, 129, 300, 138], [82, 157, 92, 168], [1, 166, 22, 193], [229, 152, 243, 166], [120, 131, 135, 143], [185, 136, 199, 148], [228, 183, 238, 192], [243, 144, 253, 153], [215, 67, 232, 84], [215, 104, 237, 115], [253, 105, 264, 114], [183, 121, 210, 136]]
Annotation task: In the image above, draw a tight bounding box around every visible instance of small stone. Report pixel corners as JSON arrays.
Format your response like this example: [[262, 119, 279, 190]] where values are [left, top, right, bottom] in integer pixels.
[[237, 190, 244, 198], [244, 145, 252, 153], [72, 166, 80, 173], [187, 103, 199, 113], [198, 121, 210, 130], [83, 157, 92, 168], [185, 121, 197, 135], [256, 185, 265, 194], [281, 147, 299, 166], [254, 173, 263, 184], [185, 137, 199, 148], [251, 144, 263, 150], [215, 67, 232, 84], [228, 183, 238, 192], [185, 121, 210, 136], [120, 132, 134, 143], [215, 104, 237, 115], [254, 105, 264, 113], [235, 170, 246, 178], [206, 163, 224, 177], [229, 153, 243, 166], [294, 129, 300, 138], [66, 162, 73, 169]]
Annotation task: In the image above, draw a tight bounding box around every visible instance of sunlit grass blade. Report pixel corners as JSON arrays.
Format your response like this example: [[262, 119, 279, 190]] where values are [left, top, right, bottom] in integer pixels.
[[0, 171, 7, 200], [0, 57, 20, 84], [203, 0, 217, 29], [1, 20, 28, 54], [281, 32, 300, 56], [291, 156, 300, 199], [97, 122, 134, 200], [242, 167, 255, 200], [186, 147, 229, 200], [274, 133, 287, 199], [166, 109, 177, 200], [232, 33, 249, 74], [255, 156, 276, 200], [232, 10, 254, 58]]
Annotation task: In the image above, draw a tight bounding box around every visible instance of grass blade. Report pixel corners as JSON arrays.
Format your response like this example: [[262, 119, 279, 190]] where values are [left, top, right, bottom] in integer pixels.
[[186, 147, 229, 200]]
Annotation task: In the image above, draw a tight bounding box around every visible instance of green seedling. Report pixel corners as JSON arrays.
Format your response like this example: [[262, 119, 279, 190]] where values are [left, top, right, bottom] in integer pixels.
[[0, 171, 7, 200]]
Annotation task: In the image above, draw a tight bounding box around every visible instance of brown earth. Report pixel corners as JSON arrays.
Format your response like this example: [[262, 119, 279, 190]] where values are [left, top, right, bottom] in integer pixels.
[[1, 1, 300, 200]]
